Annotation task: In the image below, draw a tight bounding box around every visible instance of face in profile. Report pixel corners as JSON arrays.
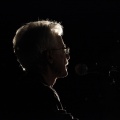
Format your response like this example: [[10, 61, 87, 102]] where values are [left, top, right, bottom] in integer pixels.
[[51, 36, 70, 78]]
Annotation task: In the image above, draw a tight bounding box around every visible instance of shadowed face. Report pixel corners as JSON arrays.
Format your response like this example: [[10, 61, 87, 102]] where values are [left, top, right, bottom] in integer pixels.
[[51, 35, 70, 78]]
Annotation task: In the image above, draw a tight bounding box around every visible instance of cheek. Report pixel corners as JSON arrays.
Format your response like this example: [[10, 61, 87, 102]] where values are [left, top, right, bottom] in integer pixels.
[[59, 55, 66, 65], [53, 54, 66, 69], [54, 56, 65, 70]]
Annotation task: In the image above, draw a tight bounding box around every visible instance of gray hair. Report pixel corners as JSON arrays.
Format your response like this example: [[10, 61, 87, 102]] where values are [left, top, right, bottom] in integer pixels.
[[13, 20, 63, 70]]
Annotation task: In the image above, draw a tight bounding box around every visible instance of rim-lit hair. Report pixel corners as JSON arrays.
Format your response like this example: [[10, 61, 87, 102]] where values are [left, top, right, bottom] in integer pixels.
[[13, 20, 63, 71]]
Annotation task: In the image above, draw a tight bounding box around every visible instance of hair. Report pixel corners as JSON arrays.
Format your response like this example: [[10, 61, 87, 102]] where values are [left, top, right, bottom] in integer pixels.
[[13, 19, 63, 71]]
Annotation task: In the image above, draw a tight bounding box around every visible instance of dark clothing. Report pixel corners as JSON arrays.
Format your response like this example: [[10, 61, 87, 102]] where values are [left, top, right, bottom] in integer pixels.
[[5, 71, 78, 120]]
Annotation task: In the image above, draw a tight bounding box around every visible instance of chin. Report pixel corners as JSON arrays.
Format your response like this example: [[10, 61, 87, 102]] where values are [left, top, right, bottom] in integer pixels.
[[59, 69, 68, 78], [56, 66, 68, 78]]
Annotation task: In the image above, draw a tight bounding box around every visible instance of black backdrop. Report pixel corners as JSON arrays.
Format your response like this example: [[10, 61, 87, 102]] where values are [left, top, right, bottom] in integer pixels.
[[1, 0, 120, 120]]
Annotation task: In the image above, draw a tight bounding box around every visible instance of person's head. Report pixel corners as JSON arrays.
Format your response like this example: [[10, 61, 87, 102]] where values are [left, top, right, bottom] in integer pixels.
[[13, 20, 70, 79]]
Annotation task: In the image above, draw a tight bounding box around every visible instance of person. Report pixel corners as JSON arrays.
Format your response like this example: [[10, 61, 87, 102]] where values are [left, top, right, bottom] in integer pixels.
[[8, 20, 79, 120]]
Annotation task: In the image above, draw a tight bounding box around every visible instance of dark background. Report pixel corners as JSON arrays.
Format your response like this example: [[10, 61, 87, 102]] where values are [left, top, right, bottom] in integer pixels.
[[1, 0, 120, 120]]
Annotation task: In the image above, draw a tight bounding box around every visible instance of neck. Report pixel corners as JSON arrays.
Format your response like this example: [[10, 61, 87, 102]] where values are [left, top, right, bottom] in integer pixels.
[[41, 73, 57, 87]]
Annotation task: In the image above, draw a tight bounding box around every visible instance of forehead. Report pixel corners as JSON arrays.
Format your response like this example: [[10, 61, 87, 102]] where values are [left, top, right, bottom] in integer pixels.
[[56, 35, 66, 48]]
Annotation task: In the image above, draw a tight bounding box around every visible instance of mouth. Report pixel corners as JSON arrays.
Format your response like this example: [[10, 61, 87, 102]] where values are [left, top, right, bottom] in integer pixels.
[[65, 64, 68, 70]]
